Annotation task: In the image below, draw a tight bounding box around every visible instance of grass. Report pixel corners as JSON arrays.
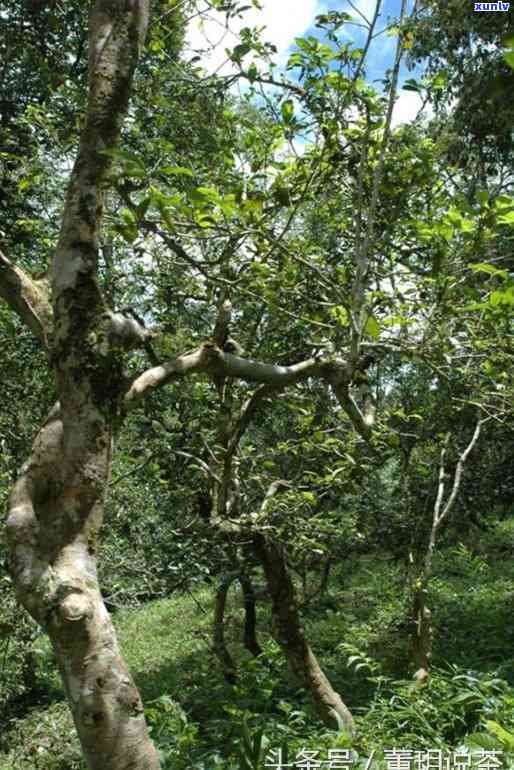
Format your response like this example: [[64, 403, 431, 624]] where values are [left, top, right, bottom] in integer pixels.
[[3, 536, 514, 768]]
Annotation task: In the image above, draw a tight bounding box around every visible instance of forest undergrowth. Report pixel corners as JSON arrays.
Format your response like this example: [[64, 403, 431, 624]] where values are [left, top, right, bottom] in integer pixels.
[[2, 524, 514, 770]]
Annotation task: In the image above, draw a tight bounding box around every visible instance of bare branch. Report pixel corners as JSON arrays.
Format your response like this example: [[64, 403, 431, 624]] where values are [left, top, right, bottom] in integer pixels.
[[124, 345, 329, 408], [352, 0, 383, 83], [424, 418, 485, 575], [432, 433, 450, 526], [261, 479, 292, 511], [0, 249, 52, 347], [175, 450, 221, 484], [438, 419, 485, 525], [205, 346, 323, 384], [125, 342, 379, 454], [123, 346, 208, 407]]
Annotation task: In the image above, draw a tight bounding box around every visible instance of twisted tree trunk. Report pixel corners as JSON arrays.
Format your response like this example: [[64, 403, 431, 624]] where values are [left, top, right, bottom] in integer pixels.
[[253, 534, 354, 735], [7, 407, 159, 769], [4, 2, 160, 768]]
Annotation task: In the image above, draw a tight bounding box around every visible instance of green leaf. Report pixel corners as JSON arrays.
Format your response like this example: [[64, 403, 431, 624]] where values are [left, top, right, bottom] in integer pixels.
[[160, 165, 194, 177], [365, 315, 380, 339], [231, 43, 251, 63], [287, 52, 304, 69], [485, 721, 514, 749], [281, 99, 295, 124], [247, 63, 259, 82], [498, 209, 514, 225], [431, 71, 447, 90], [465, 733, 503, 751], [330, 305, 349, 327], [504, 51, 514, 70], [469, 262, 507, 277], [402, 78, 421, 92]]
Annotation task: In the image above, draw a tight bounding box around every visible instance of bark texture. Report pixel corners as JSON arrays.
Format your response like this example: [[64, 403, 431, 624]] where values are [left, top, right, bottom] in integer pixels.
[[253, 534, 355, 735], [5, 2, 160, 768]]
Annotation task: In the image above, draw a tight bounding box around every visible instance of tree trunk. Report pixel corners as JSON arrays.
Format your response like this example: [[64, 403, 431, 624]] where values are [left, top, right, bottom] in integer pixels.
[[213, 575, 238, 683], [6, 4, 162, 764], [409, 421, 482, 684], [213, 572, 262, 682], [239, 573, 262, 658], [253, 535, 354, 734], [411, 581, 432, 684], [6, 405, 160, 770]]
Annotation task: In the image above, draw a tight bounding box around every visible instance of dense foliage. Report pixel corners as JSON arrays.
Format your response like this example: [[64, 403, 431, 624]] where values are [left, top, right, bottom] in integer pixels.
[[0, 0, 513, 768]]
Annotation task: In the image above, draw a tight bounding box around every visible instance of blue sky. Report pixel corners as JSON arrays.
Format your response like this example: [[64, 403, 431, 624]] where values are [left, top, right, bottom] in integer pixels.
[[186, 0, 429, 125]]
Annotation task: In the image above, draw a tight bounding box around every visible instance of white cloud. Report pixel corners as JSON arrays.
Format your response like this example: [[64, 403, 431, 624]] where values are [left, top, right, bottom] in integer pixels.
[[187, 0, 323, 74], [350, 0, 380, 22], [392, 89, 433, 127]]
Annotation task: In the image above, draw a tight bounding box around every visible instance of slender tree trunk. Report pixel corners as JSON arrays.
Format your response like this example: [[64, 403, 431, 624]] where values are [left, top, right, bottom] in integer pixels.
[[239, 573, 262, 658], [409, 421, 483, 683], [213, 575, 238, 683], [213, 572, 262, 682], [253, 535, 354, 734], [411, 580, 432, 684]]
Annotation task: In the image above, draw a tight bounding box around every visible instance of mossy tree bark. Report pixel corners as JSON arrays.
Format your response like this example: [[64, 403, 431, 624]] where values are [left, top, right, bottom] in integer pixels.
[[4, 3, 160, 768]]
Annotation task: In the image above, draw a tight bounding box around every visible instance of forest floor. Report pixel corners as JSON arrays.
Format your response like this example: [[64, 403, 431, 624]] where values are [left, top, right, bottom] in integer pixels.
[[2, 525, 514, 769]]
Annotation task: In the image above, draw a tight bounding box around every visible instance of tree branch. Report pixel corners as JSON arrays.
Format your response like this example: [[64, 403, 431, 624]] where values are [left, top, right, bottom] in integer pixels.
[[212, 297, 232, 348], [0, 249, 52, 347], [331, 382, 374, 443], [123, 346, 209, 407], [125, 341, 380, 452], [124, 346, 331, 408], [424, 418, 486, 576], [438, 418, 485, 526], [226, 384, 280, 458]]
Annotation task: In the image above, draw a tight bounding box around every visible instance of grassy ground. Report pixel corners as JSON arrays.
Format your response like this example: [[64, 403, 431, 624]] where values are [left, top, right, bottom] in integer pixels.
[[2, 533, 514, 769]]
